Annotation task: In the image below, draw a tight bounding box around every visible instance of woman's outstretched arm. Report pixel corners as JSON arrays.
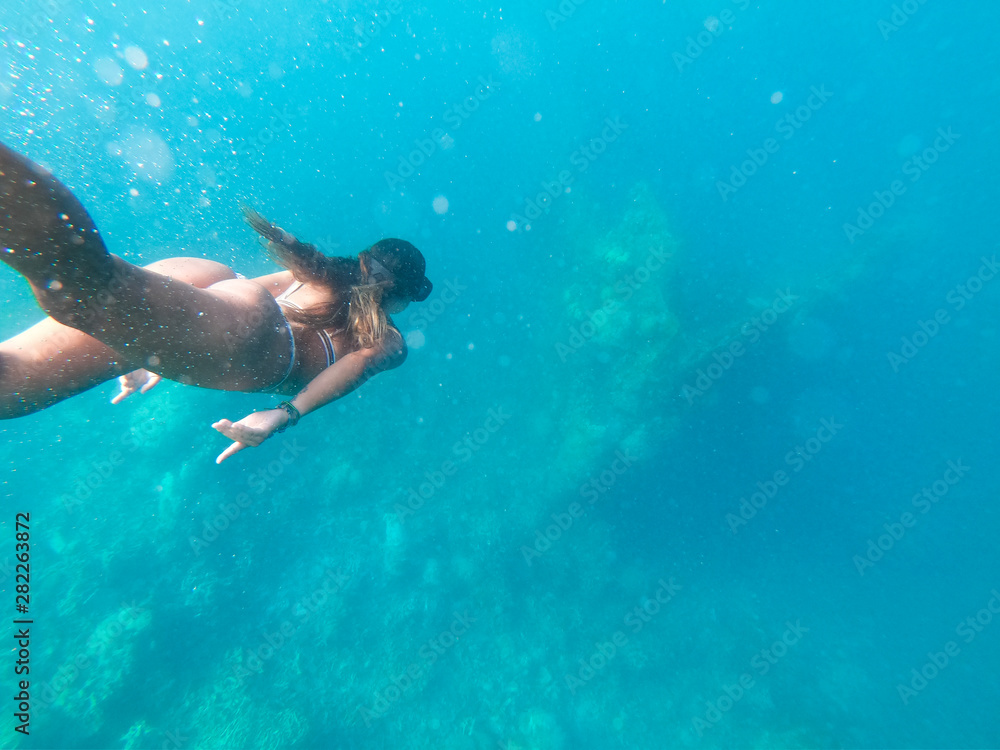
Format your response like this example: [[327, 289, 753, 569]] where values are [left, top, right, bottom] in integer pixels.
[[211, 332, 406, 463]]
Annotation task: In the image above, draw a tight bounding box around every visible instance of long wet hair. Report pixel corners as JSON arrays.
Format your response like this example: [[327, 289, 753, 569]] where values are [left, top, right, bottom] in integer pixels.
[[242, 208, 393, 350]]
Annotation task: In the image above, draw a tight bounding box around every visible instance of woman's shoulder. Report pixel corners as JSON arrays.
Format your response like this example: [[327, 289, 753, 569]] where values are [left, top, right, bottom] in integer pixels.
[[381, 325, 407, 369], [362, 324, 406, 371]]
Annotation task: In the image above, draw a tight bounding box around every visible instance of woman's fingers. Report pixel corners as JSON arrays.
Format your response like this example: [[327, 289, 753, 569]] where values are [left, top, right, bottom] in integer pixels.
[[139, 373, 162, 394], [212, 419, 265, 447], [110, 385, 132, 405], [215, 440, 246, 464], [110, 373, 138, 404], [110, 369, 159, 404]]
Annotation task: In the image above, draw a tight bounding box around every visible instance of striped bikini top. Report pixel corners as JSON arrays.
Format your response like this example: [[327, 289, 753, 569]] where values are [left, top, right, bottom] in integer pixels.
[[275, 281, 337, 368]]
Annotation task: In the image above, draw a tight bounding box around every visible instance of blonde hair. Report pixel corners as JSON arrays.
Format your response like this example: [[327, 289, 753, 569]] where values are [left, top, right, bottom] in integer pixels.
[[242, 208, 395, 350], [348, 281, 388, 350]]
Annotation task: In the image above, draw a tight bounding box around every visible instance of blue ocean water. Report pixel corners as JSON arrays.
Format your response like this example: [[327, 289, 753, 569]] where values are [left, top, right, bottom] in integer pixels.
[[1, 0, 998, 748]]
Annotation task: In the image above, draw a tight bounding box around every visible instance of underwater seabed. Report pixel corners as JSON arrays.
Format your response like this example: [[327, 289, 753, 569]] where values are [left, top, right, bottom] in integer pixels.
[[1, 180, 900, 750]]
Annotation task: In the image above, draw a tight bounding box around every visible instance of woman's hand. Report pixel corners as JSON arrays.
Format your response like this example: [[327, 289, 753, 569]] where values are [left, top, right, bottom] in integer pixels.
[[111, 369, 162, 404], [212, 408, 289, 464]]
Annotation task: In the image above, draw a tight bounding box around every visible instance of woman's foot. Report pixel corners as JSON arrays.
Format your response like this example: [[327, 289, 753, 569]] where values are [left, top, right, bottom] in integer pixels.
[[0, 142, 112, 287]]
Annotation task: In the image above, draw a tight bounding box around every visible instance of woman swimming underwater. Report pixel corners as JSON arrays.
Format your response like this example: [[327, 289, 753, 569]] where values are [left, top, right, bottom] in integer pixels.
[[0, 142, 431, 462]]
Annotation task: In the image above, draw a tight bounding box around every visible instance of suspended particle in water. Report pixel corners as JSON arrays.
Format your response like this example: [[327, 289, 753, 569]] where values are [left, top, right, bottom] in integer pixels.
[[406, 330, 426, 350], [124, 45, 149, 70], [146, 93, 161, 107], [770, 91, 784, 104], [432, 195, 449, 215], [94, 57, 124, 86], [506, 220, 517, 232]]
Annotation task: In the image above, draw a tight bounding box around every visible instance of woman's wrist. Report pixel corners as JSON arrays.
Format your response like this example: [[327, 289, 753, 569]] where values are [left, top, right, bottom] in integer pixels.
[[274, 400, 301, 432]]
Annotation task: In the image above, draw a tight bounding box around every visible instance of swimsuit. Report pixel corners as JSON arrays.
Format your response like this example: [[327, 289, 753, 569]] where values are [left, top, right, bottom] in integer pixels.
[[276, 281, 337, 361], [259, 280, 337, 392], [259, 315, 297, 393]]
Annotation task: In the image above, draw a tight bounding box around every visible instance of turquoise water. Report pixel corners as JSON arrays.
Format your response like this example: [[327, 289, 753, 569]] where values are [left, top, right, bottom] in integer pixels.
[[2, 1, 999, 748]]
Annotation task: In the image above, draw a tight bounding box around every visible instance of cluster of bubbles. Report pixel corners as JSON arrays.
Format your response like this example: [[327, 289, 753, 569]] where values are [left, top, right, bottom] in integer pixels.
[[92, 45, 174, 185]]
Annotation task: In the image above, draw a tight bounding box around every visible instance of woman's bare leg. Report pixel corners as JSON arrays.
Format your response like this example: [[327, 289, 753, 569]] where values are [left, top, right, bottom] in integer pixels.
[[0, 143, 291, 416], [0, 318, 131, 417], [0, 259, 248, 417]]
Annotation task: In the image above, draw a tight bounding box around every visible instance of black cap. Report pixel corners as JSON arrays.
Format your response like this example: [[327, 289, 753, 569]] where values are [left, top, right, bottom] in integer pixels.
[[367, 239, 432, 302]]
